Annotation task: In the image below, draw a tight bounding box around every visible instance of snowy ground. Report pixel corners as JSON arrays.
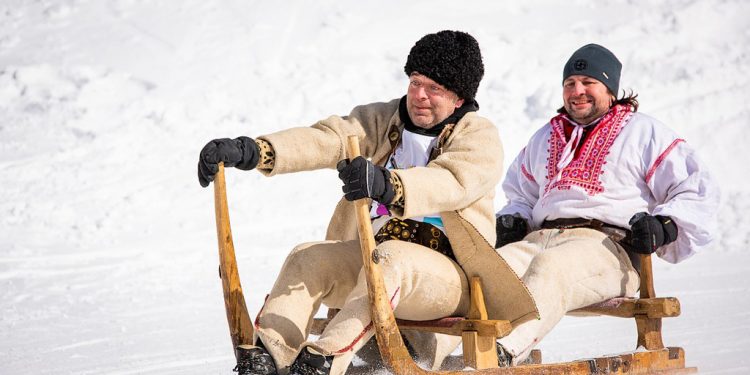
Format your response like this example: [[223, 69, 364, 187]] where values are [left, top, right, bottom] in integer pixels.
[[1, 1, 748, 374]]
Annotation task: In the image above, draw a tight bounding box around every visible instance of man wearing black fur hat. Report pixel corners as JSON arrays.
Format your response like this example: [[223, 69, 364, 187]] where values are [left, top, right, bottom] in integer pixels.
[[198, 30, 503, 375], [493, 43, 719, 365]]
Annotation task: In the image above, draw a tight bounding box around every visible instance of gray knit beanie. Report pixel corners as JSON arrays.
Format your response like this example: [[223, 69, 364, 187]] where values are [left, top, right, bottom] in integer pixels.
[[563, 43, 622, 95], [404, 30, 484, 101]]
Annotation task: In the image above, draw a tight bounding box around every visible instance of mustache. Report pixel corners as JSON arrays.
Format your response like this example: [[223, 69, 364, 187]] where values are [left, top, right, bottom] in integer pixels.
[[569, 95, 593, 103]]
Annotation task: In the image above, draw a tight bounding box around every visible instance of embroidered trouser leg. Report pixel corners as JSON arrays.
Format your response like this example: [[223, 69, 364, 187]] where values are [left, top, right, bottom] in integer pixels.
[[256, 239, 470, 373], [497, 228, 640, 364], [256, 240, 363, 370]]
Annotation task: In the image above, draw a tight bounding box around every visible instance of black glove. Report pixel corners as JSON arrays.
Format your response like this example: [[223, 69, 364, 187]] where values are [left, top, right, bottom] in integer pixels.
[[336, 156, 395, 203], [495, 213, 529, 248], [198, 136, 260, 187], [627, 212, 678, 254]]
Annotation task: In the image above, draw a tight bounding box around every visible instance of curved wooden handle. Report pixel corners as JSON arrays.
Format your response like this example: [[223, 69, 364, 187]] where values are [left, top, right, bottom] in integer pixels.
[[345, 136, 427, 374], [214, 162, 255, 356]]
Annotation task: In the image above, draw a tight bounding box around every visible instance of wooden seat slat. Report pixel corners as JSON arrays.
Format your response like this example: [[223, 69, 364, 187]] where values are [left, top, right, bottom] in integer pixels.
[[570, 297, 681, 319]]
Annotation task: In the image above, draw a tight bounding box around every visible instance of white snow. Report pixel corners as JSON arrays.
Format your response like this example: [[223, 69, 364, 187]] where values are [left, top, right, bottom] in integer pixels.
[[1, 0, 748, 374]]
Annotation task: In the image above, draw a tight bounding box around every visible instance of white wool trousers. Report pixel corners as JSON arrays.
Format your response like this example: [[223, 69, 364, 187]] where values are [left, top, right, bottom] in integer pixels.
[[255, 239, 470, 374], [497, 227, 640, 364]]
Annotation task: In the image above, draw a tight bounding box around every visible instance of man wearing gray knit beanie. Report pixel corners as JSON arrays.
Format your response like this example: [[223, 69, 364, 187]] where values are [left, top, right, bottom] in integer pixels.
[[492, 43, 719, 366]]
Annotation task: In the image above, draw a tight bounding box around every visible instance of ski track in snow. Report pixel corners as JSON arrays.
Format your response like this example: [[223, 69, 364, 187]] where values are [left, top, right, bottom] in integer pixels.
[[1, 1, 749, 374]]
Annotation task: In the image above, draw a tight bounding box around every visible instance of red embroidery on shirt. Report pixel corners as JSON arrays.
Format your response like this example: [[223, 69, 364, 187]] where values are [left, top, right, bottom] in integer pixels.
[[518, 147, 536, 183], [646, 139, 685, 184], [544, 105, 632, 196], [521, 163, 536, 183]]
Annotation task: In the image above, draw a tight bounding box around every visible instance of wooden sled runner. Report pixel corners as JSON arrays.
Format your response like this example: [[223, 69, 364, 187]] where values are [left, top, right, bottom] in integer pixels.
[[211, 136, 697, 374]]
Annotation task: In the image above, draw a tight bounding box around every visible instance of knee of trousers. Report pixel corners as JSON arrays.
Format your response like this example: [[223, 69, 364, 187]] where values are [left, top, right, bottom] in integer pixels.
[[523, 251, 573, 282], [370, 240, 437, 281], [286, 241, 329, 263], [281, 241, 359, 275], [275, 241, 363, 305], [372, 240, 467, 283], [522, 237, 625, 282], [278, 244, 322, 279], [370, 240, 469, 319], [523, 244, 638, 309]]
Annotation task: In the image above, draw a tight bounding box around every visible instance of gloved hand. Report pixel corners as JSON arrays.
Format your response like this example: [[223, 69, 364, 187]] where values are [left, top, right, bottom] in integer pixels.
[[627, 212, 678, 254], [495, 213, 529, 248], [198, 136, 260, 187], [336, 156, 395, 203]]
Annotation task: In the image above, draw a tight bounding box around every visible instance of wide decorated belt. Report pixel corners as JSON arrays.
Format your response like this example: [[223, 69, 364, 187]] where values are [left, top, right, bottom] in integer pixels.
[[374, 217, 455, 261]]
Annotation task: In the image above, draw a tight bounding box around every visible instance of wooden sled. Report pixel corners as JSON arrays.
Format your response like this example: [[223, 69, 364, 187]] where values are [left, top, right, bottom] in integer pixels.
[[336, 135, 696, 374], [211, 138, 696, 374]]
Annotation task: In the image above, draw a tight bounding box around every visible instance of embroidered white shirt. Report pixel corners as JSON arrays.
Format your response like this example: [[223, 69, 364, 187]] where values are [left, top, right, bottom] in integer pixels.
[[498, 111, 719, 263]]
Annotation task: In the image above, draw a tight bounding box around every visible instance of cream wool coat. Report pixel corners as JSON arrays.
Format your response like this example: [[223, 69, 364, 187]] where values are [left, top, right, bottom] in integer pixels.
[[258, 98, 497, 243], [259, 98, 538, 326]]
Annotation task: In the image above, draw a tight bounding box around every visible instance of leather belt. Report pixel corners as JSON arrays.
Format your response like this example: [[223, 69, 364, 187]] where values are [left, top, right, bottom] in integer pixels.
[[541, 218, 631, 243]]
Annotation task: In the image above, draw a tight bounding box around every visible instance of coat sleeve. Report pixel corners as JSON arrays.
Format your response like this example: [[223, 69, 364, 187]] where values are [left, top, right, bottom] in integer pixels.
[[390, 115, 503, 219], [497, 146, 539, 223], [646, 132, 720, 263], [257, 100, 397, 176]]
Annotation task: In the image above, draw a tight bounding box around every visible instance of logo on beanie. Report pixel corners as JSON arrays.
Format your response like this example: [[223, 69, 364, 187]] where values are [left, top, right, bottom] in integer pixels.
[[574, 59, 587, 71]]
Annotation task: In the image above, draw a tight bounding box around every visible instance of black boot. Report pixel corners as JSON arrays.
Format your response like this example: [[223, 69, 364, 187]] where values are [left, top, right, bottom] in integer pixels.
[[234, 345, 278, 375], [288, 347, 333, 375], [496, 342, 513, 367], [496, 343, 534, 367]]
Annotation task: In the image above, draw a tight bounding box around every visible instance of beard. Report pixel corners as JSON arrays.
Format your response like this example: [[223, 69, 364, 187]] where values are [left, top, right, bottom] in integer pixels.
[[565, 95, 610, 125]]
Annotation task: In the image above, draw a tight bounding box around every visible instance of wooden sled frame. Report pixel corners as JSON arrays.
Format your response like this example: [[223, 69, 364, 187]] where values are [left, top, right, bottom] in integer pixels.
[[341, 135, 696, 374], [211, 137, 696, 374]]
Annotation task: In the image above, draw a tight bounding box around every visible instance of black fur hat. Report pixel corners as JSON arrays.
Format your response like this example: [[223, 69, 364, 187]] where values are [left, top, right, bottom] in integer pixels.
[[404, 30, 484, 101]]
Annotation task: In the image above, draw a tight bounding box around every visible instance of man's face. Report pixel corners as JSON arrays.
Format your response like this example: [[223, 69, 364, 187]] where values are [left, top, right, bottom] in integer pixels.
[[562, 75, 614, 125], [406, 73, 464, 128]]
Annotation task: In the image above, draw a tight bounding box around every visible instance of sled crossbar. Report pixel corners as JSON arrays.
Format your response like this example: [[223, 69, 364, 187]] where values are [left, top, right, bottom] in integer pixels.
[[311, 289, 680, 338], [570, 296, 681, 319]]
